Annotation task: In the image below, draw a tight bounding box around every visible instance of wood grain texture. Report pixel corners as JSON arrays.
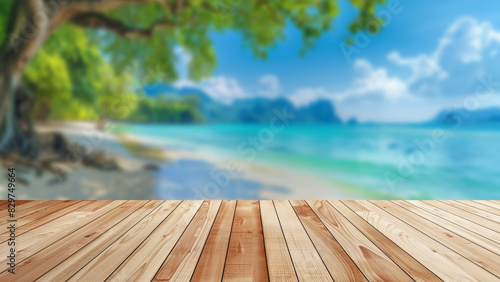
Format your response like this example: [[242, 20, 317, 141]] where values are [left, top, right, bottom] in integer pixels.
[[68, 200, 183, 281], [0, 200, 124, 272], [459, 200, 500, 217], [0, 200, 31, 210], [260, 200, 297, 282], [409, 200, 500, 243], [0, 201, 148, 281], [290, 200, 366, 281], [0, 200, 81, 236], [1, 200, 60, 221], [0, 200, 48, 220], [274, 200, 332, 282], [477, 200, 500, 210], [191, 200, 237, 282], [106, 201, 203, 281], [372, 200, 500, 277], [426, 200, 500, 233], [345, 200, 499, 281], [443, 201, 500, 223], [309, 200, 412, 282], [38, 200, 166, 281], [327, 200, 438, 282], [473, 200, 500, 213], [0, 200, 93, 243], [393, 200, 500, 256], [5, 200, 500, 280], [0, 201, 63, 219], [223, 200, 268, 282], [153, 200, 222, 281]]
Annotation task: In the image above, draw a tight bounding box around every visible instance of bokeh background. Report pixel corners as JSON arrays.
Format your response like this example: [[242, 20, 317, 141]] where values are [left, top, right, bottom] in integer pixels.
[[1, 0, 499, 200]]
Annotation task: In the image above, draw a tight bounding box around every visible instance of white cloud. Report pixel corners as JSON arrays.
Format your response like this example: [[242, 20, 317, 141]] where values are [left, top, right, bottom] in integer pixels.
[[387, 17, 500, 97], [435, 17, 500, 64], [173, 47, 247, 104], [289, 59, 410, 106], [259, 75, 280, 98], [288, 17, 500, 122], [337, 59, 410, 101], [199, 76, 248, 104], [171, 17, 500, 122], [387, 51, 447, 83], [289, 87, 329, 106]]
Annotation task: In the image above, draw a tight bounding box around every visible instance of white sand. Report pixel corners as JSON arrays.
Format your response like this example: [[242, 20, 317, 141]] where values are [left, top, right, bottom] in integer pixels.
[[0, 122, 354, 200]]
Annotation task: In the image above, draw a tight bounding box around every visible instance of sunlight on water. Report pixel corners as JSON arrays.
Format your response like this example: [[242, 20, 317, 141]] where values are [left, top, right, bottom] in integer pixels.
[[128, 124, 500, 200]]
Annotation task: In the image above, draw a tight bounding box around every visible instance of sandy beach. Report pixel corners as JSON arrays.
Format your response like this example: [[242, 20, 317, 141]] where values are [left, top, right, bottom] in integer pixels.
[[1, 122, 354, 200]]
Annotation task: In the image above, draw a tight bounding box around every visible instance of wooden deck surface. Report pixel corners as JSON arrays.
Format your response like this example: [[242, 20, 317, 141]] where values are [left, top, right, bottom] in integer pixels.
[[2, 200, 500, 281]]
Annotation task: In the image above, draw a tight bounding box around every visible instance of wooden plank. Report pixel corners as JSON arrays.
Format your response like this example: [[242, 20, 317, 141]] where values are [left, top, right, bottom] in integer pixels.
[[0, 200, 32, 210], [2, 200, 61, 220], [483, 200, 500, 207], [4, 200, 500, 280], [372, 200, 500, 277], [443, 201, 500, 224], [0, 200, 125, 272], [409, 201, 500, 243], [273, 200, 332, 281], [327, 201, 438, 282], [474, 201, 500, 212], [223, 200, 268, 282], [191, 200, 237, 282], [426, 201, 500, 233], [344, 200, 499, 281], [0, 200, 49, 220], [153, 200, 222, 281], [65, 200, 183, 281], [0, 200, 76, 234], [459, 200, 500, 217], [0, 201, 148, 281], [38, 201, 166, 281], [312, 200, 414, 281], [0, 200, 93, 243], [259, 201, 297, 282], [290, 200, 366, 281], [105, 201, 203, 281], [393, 201, 500, 256]]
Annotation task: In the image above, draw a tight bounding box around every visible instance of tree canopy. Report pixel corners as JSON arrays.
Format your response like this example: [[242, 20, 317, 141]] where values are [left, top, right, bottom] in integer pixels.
[[0, 0, 386, 123]]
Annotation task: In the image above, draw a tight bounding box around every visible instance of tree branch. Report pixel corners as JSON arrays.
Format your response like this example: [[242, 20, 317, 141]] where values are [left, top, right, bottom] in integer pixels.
[[70, 12, 175, 39], [49, 0, 171, 30]]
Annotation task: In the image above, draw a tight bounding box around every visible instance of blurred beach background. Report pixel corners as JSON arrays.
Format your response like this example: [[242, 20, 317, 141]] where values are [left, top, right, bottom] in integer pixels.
[[1, 0, 500, 200]]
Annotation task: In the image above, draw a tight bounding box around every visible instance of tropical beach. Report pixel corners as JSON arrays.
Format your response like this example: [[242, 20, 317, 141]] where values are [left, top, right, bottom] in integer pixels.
[[4, 120, 499, 201], [4, 122, 356, 200], [1, 0, 500, 202]]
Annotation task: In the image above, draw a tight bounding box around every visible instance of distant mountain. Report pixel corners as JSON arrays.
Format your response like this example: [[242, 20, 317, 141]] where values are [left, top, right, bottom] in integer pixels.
[[431, 107, 500, 124], [144, 84, 213, 103], [143, 84, 342, 124], [346, 117, 358, 125]]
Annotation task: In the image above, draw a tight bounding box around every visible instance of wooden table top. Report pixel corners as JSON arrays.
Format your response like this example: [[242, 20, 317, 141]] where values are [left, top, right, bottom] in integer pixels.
[[1, 200, 500, 281]]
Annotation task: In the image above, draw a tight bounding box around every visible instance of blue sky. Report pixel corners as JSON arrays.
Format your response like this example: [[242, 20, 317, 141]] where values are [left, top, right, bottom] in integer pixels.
[[175, 0, 500, 122]]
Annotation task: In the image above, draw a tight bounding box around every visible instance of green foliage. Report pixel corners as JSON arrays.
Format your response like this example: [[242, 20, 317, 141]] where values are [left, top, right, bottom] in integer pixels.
[[0, 1, 13, 44], [23, 25, 138, 121], [97, 0, 384, 80], [24, 49, 73, 120], [348, 0, 387, 34], [1, 0, 387, 123], [128, 94, 204, 123]]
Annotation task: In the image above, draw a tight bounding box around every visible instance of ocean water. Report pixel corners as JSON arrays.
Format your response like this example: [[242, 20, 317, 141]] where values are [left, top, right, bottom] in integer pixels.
[[128, 124, 500, 199]]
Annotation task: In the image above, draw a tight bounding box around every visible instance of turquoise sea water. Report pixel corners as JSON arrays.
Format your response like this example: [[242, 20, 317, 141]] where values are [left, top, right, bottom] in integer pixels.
[[128, 124, 500, 199]]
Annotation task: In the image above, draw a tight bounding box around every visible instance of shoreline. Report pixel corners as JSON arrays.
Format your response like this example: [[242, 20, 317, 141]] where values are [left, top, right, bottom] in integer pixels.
[[120, 125, 357, 200], [9, 121, 358, 200]]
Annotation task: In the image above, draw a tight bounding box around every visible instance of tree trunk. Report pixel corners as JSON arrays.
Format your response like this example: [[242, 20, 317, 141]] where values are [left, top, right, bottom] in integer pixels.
[[0, 0, 50, 155], [0, 0, 158, 156]]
